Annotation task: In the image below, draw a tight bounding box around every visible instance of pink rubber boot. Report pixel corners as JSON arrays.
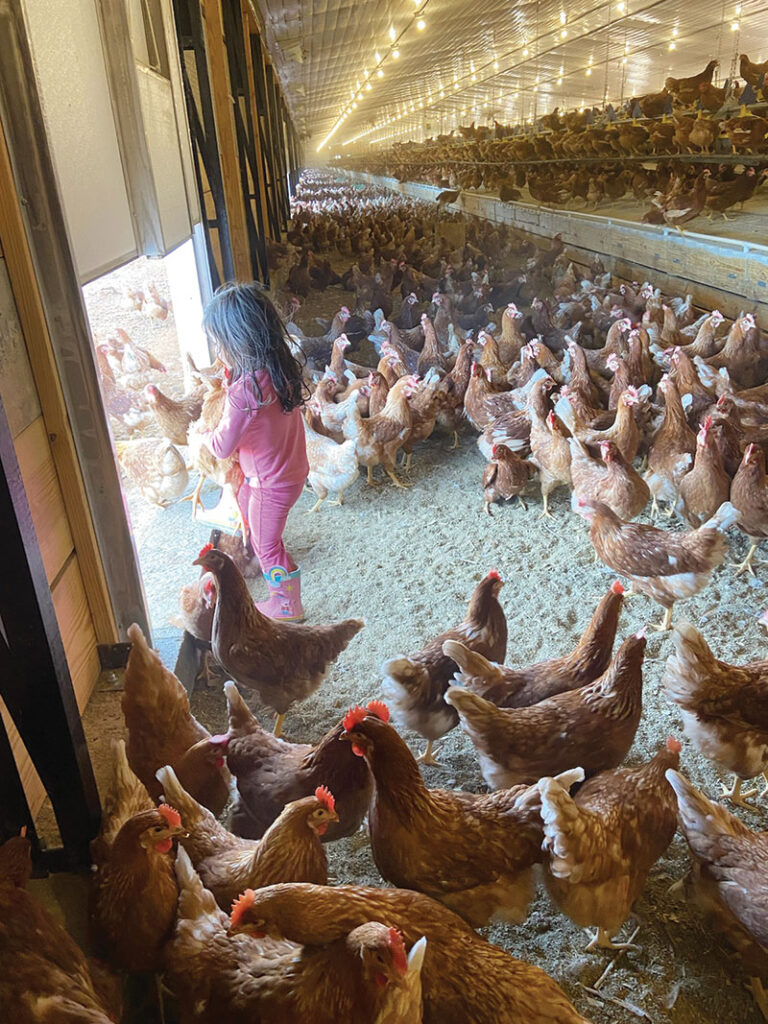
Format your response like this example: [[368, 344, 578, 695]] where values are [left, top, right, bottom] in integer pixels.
[[255, 567, 304, 622]]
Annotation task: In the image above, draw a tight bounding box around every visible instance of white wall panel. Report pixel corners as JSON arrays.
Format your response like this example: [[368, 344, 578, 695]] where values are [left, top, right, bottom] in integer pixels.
[[135, 66, 192, 251], [22, 0, 137, 282]]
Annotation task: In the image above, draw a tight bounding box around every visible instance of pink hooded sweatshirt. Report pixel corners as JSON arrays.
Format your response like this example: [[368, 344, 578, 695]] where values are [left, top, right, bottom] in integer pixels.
[[203, 371, 308, 488]]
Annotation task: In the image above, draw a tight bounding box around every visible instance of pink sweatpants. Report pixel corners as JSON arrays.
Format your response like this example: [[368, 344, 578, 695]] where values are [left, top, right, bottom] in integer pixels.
[[238, 479, 305, 573]]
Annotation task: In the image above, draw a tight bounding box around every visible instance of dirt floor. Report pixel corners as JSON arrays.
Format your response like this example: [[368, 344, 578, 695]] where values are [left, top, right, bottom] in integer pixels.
[[57, 223, 768, 1023]]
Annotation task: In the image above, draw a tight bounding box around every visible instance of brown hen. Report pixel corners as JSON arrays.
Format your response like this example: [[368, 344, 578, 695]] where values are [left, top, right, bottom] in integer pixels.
[[539, 738, 680, 951], [218, 681, 372, 841], [381, 571, 507, 764], [194, 546, 363, 735], [446, 631, 646, 789], [444, 581, 625, 708]]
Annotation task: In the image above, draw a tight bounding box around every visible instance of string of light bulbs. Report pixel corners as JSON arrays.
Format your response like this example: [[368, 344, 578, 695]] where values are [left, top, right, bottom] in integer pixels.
[[359, 0, 751, 150], [316, 0, 431, 152]]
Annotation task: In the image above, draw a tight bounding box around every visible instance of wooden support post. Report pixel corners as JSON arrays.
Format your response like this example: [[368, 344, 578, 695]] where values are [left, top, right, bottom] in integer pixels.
[[250, 31, 281, 238], [0, 393, 101, 868], [241, 4, 272, 244], [200, 0, 251, 279]]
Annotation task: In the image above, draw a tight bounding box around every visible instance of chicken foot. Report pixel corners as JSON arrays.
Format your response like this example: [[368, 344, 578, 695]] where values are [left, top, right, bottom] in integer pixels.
[[384, 465, 410, 488], [273, 713, 286, 738], [307, 496, 326, 513], [415, 739, 443, 767], [328, 490, 345, 507], [450, 430, 460, 450], [585, 926, 640, 954], [734, 541, 760, 577], [721, 775, 759, 809], [181, 474, 206, 516], [366, 465, 380, 487], [650, 605, 674, 632], [539, 490, 554, 519]]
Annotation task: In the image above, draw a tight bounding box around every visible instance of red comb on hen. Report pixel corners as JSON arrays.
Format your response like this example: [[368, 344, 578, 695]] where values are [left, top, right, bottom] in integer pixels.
[[343, 706, 368, 732], [197, 542, 214, 559], [314, 785, 336, 813], [388, 927, 408, 975], [230, 889, 256, 929], [666, 736, 682, 755], [611, 581, 625, 595], [486, 569, 502, 583], [157, 804, 181, 829], [366, 700, 390, 723]]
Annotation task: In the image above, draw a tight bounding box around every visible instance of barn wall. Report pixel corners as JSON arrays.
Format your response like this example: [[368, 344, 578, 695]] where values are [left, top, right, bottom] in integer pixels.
[[346, 172, 768, 329]]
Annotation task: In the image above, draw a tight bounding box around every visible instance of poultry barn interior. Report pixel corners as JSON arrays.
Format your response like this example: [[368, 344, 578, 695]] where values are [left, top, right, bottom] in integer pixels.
[[0, 0, 767, 1022]]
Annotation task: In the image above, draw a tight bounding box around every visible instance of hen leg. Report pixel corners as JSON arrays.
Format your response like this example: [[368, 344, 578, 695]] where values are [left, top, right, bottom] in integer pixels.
[[182, 475, 205, 516], [585, 927, 640, 953], [307, 496, 325, 513], [328, 490, 345, 507], [650, 605, 674, 632], [761, 772, 768, 799], [450, 430, 460, 449], [539, 489, 553, 519], [721, 775, 758, 809], [366, 465, 380, 487], [273, 713, 286, 738], [517, 495, 527, 510], [734, 541, 759, 577], [415, 739, 442, 766], [384, 465, 410, 489], [747, 978, 768, 1021]]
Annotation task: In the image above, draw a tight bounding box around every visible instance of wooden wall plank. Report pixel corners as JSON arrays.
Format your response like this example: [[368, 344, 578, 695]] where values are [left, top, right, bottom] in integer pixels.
[[0, 119, 117, 643], [200, 0, 251, 280], [0, 256, 41, 438], [51, 558, 100, 713], [14, 416, 74, 585], [0, 699, 46, 816]]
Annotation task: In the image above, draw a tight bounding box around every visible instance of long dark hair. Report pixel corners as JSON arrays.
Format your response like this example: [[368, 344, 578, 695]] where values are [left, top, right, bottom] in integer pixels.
[[203, 281, 306, 412]]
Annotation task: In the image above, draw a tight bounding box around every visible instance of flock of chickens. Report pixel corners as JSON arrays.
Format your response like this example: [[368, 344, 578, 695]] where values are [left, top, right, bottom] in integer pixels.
[[341, 55, 768, 227], [4, 171, 768, 1023]]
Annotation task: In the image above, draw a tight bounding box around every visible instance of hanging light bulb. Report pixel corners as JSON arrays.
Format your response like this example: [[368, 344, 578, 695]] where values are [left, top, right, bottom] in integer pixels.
[[375, 51, 381, 63], [559, 10, 566, 24], [523, 47, 530, 56], [389, 26, 396, 41], [731, 20, 740, 30], [471, 73, 477, 81], [365, 82, 372, 91], [561, 29, 567, 38], [392, 48, 400, 58], [668, 41, 676, 50], [557, 76, 562, 84], [377, 68, 384, 78], [416, 18, 426, 30], [352, 101, 358, 108], [586, 67, 592, 76], [454, 82, 459, 89], [357, 92, 363, 100], [493, 60, 499, 70]]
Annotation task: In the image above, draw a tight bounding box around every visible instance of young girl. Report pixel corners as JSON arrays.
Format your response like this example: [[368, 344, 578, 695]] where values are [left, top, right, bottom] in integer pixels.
[[200, 282, 309, 621]]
